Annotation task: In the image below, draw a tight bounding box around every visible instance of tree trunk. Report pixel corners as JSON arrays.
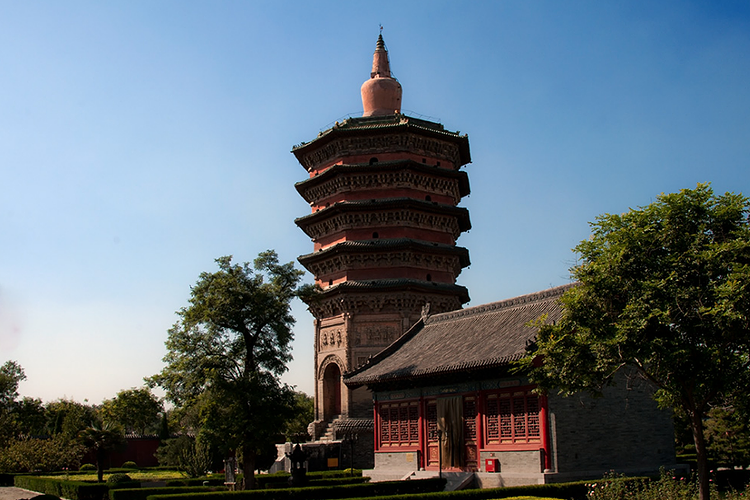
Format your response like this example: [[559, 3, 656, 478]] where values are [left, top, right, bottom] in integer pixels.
[[96, 449, 105, 482], [690, 409, 710, 500], [241, 442, 256, 490]]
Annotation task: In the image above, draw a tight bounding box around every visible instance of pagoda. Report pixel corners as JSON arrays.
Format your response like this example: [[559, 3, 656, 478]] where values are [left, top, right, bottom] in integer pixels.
[[293, 34, 472, 449]]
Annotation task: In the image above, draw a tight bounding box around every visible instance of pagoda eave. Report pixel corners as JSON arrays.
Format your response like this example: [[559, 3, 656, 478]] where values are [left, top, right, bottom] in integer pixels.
[[303, 279, 470, 318], [294, 198, 472, 235], [298, 238, 471, 269], [294, 159, 470, 203], [292, 115, 471, 171]]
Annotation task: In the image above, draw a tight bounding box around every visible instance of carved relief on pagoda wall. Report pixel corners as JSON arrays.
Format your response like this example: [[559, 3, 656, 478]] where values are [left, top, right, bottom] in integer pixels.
[[300, 209, 464, 241], [319, 326, 345, 351], [304, 252, 463, 278], [299, 170, 465, 205], [299, 133, 463, 171], [309, 290, 463, 319], [352, 323, 399, 347]]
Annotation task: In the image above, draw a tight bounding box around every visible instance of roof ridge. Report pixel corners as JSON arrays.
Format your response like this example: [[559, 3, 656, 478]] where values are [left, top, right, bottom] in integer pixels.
[[427, 282, 576, 324]]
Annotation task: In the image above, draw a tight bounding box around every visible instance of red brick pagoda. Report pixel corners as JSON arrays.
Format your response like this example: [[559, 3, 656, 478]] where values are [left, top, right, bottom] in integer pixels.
[[293, 34, 472, 448]]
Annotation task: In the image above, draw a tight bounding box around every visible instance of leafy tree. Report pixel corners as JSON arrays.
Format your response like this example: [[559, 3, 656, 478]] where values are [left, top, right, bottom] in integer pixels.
[[0, 361, 26, 446], [78, 422, 127, 482], [99, 387, 163, 435], [12, 397, 47, 436], [284, 391, 314, 443], [521, 184, 750, 500], [704, 404, 750, 468], [45, 399, 97, 439], [156, 435, 212, 477], [158, 411, 170, 441], [0, 360, 25, 409], [149, 251, 305, 489]]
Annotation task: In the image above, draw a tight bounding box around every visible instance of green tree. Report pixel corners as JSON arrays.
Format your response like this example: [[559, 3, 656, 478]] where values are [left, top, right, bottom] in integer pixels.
[[704, 404, 750, 468], [100, 387, 163, 435], [12, 397, 47, 436], [78, 423, 127, 482], [0, 361, 25, 409], [284, 391, 314, 443], [149, 251, 305, 489], [521, 184, 750, 500], [156, 435, 212, 477], [0, 361, 26, 445], [45, 399, 97, 439]]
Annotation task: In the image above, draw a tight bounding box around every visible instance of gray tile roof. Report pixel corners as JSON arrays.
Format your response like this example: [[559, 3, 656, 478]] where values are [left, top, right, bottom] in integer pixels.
[[344, 283, 576, 387]]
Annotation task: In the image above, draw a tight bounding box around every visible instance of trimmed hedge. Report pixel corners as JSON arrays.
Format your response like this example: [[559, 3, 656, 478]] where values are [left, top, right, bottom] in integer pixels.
[[146, 477, 445, 500], [253, 470, 365, 488], [14, 475, 142, 500], [165, 479, 226, 487], [111, 487, 225, 500], [264, 477, 369, 489], [321, 477, 648, 500], [15, 475, 111, 500]]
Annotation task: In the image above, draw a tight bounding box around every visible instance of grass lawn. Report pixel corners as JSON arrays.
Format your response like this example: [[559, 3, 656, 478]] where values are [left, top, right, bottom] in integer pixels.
[[39, 470, 189, 481]]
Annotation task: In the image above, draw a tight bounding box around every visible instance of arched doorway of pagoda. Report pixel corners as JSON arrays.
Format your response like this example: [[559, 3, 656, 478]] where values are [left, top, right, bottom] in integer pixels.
[[322, 362, 342, 420]]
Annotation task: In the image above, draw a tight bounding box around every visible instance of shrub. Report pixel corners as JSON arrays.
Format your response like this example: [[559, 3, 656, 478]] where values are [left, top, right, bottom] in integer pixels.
[[14, 475, 109, 500], [264, 477, 368, 489], [110, 486, 224, 500], [164, 479, 225, 487], [121, 462, 138, 469], [147, 477, 445, 500], [81, 464, 97, 471], [0, 435, 86, 472], [107, 474, 133, 484]]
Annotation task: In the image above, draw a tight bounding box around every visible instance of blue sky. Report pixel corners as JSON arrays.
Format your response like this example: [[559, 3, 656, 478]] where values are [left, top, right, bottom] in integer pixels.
[[1, 1, 748, 403]]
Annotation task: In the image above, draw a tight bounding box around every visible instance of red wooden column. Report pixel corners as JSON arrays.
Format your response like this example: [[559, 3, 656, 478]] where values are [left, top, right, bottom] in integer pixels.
[[539, 394, 551, 471]]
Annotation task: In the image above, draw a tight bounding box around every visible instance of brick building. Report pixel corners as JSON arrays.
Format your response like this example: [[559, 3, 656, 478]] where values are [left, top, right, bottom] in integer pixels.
[[344, 284, 677, 485]]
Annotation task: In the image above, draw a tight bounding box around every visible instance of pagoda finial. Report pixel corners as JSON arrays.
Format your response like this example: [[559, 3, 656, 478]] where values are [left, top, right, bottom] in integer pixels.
[[361, 32, 402, 117]]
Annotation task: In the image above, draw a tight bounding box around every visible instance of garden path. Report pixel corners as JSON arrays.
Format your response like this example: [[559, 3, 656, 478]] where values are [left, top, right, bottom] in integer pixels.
[[0, 487, 44, 500]]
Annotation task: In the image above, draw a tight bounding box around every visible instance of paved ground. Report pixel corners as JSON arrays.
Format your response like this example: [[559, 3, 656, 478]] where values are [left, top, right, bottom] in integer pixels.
[[0, 487, 46, 500]]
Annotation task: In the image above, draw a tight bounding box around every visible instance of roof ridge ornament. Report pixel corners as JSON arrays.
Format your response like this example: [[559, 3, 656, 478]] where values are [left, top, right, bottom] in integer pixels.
[[421, 302, 431, 320]]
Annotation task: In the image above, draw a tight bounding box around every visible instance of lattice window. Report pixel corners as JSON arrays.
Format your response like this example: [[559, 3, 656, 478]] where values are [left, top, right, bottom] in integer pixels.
[[378, 401, 420, 447], [408, 404, 419, 441], [399, 406, 409, 441], [463, 397, 477, 440], [527, 396, 540, 438], [484, 389, 541, 446], [379, 406, 389, 443], [499, 396, 512, 439], [426, 400, 438, 442], [513, 394, 526, 437], [486, 397, 499, 440], [389, 407, 399, 442]]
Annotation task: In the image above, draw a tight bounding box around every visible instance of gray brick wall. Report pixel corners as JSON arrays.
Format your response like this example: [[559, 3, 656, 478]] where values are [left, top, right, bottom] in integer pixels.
[[374, 450, 421, 470], [478, 450, 543, 473], [547, 369, 676, 475]]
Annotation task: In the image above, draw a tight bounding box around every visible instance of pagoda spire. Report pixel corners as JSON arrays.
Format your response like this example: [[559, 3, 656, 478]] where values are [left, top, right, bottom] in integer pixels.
[[361, 33, 402, 117]]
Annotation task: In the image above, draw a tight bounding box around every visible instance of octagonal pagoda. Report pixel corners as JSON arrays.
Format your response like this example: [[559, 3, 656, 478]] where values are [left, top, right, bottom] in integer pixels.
[[293, 35, 472, 433]]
